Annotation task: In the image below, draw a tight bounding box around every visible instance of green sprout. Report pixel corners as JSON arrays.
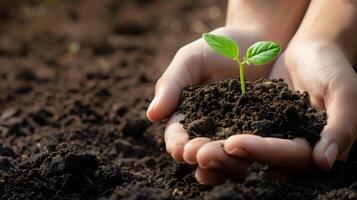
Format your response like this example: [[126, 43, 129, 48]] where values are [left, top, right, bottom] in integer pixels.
[[203, 33, 281, 95]]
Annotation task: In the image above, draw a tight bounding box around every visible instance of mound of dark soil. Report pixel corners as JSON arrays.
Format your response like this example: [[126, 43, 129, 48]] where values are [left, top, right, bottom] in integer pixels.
[[179, 79, 327, 145], [0, 150, 132, 199]]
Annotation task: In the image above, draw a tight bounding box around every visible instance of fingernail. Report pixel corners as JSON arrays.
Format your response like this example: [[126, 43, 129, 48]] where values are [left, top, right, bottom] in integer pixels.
[[147, 97, 157, 112], [225, 147, 247, 157], [324, 143, 338, 169], [225, 147, 235, 154], [206, 161, 222, 169]]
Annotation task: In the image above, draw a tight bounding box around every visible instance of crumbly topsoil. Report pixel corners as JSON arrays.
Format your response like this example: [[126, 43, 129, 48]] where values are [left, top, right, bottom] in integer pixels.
[[1, 1, 357, 200], [179, 79, 327, 145]]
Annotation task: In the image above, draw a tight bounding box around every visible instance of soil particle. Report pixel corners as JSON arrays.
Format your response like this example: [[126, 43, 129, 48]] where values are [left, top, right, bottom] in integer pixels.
[[179, 79, 326, 145], [109, 185, 171, 200], [0, 143, 18, 158], [317, 188, 357, 200], [0, 156, 13, 170], [110, 102, 129, 121], [203, 180, 281, 200], [39, 152, 99, 177], [187, 116, 216, 137], [0, 35, 28, 56], [122, 115, 149, 138], [203, 164, 282, 200], [113, 21, 153, 36]]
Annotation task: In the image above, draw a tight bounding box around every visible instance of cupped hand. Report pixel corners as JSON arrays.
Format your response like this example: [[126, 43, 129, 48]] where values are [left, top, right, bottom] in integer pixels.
[[146, 27, 276, 183], [148, 26, 357, 185], [270, 40, 357, 170], [213, 40, 357, 185]]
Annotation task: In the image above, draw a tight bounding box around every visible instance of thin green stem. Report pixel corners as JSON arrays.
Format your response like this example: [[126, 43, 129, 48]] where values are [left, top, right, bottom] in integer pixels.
[[238, 60, 246, 95]]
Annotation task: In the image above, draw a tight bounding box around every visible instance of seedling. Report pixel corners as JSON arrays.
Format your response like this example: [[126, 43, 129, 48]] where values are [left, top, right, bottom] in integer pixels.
[[203, 33, 281, 95]]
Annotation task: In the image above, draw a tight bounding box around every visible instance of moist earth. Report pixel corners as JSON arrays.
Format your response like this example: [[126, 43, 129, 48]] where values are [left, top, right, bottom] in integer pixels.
[[179, 79, 326, 145], [1, 0, 357, 200]]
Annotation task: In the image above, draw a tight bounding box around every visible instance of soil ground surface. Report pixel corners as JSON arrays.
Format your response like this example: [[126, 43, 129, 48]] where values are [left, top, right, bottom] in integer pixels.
[[179, 79, 326, 145], [1, 0, 357, 200]]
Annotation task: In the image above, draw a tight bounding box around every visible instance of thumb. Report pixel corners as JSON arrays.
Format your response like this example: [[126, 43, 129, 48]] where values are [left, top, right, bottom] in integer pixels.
[[146, 43, 203, 122], [313, 84, 357, 170]]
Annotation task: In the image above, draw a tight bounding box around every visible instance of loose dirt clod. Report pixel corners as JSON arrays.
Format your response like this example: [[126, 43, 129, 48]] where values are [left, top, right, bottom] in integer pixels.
[[179, 79, 327, 145], [0, 150, 133, 199], [0, 143, 19, 158]]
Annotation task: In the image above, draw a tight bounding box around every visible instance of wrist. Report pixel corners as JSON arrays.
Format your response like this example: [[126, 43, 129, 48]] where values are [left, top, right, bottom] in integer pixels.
[[225, 0, 309, 48], [225, 21, 290, 49], [285, 38, 356, 80], [292, 29, 357, 64], [292, 0, 357, 64]]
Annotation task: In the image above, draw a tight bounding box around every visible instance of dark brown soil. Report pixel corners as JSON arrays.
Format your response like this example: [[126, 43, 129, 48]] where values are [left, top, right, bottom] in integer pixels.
[[1, 0, 357, 200], [179, 79, 326, 145]]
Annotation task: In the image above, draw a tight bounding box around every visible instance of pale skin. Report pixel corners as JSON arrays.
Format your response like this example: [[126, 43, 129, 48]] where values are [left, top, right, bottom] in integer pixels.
[[147, 0, 357, 185]]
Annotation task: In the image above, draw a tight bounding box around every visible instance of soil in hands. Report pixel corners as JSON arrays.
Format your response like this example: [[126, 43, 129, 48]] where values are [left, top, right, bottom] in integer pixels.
[[179, 79, 327, 145]]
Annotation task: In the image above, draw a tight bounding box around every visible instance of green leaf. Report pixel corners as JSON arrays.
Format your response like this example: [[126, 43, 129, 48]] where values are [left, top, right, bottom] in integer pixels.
[[203, 33, 239, 60], [245, 41, 281, 65]]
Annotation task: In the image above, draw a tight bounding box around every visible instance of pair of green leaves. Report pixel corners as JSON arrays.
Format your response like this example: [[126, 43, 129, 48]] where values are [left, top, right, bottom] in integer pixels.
[[203, 33, 280, 65]]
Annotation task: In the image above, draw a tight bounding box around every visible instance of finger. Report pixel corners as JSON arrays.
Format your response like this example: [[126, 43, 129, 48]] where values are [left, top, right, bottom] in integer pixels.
[[196, 140, 251, 180], [196, 164, 291, 186], [224, 135, 312, 171], [313, 83, 357, 170], [195, 167, 227, 186], [183, 137, 211, 164], [164, 114, 189, 162]]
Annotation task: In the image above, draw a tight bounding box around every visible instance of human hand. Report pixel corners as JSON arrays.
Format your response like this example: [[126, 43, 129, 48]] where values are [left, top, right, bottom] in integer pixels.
[[170, 39, 357, 185], [146, 0, 311, 184], [146, 27, 274, 182], [148, 0, 357, 186], [198, 0, 357, 186], [205, 39, 357, 185], [148, 34, 357, 186], [270, 40, 357, 169]]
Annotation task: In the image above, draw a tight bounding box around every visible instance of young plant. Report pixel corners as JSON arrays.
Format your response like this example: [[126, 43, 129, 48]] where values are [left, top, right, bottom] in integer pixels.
[[203, 33, 281, 95]]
